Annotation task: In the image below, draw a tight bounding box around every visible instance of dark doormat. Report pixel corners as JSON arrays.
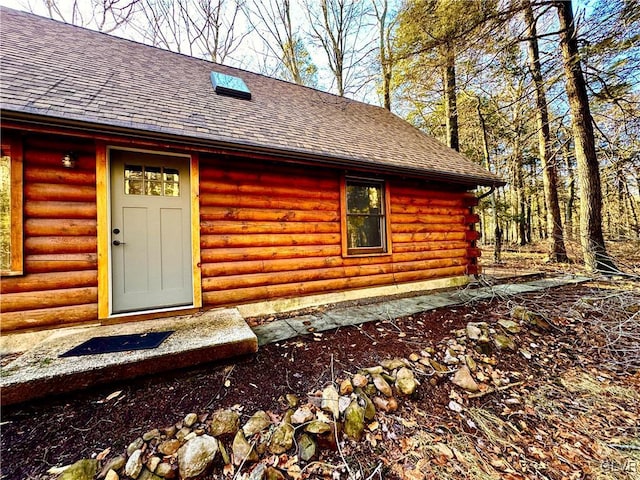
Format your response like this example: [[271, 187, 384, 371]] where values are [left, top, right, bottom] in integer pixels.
[[60, 331, 174, 357]]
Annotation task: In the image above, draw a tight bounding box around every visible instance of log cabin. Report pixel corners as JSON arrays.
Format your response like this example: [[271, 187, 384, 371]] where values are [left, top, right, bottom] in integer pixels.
[[0, 7, 504, 334]]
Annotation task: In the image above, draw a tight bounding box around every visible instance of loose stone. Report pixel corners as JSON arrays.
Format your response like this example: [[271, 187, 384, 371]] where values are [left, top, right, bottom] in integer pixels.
[[138, 468, 161, 480], [343, 400, 365, 441], [232, 430, 259, 465], [175, 427, 191, 441], [209, 409, 240, 437], [359, 391, 376, 420], [285, 393, 299, 408], [219, 442, 231, 465], [58, 459, 98, 480], [266, 466, 287, 480], [352, 373, 368, 388], [373, 396, 391, 412], [395, 367, 418, 395], [321, 385, 340, 419], [363, 366, 384, 375], [443, 349, 460, 365], [466, 323, 483, 340], [381, 358, 407, 370], [158, 439, 181, 456], [177, 435, 219, 479], [146, 456, 161, 473], [298, 433, 317, 462], [498, 319, 521, 334], [494, 334, 516, 351], [124, 450, 144, 479], [520, 348, 532, 360], [452, 366, 480, 392], [338, 395, 351, 414], [290, 406, 314, 424], [142, 429, 160, 442], [127, 438, 144, 456], [155, 463, 173, 479], [268, 422, 294, 454], [183, 413, 198, 428], [465, 355, 477, 372], [339, 378, 354, 395], [99, 455, 126, 479], [242, 410, 271, 436], [305, 420, 332, 434], [372, 374, 392, 397], [429, 359, 448, 373], [372, 396, 397, 413], [104, 470, 119, 480]]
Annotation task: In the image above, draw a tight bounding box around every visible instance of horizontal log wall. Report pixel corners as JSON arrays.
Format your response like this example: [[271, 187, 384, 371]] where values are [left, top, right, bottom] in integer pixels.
[[1, 134, 98, 331], [0, 131, 480, 331], [200, 157, 478, 308]]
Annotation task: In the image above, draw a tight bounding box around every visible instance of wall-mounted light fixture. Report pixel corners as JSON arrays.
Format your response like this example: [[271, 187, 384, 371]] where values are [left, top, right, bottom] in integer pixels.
[[61, 151, 77, 169]]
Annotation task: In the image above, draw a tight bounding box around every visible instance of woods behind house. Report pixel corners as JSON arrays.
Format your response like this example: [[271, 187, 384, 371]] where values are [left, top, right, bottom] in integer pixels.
[[28, 0, 640, 272]]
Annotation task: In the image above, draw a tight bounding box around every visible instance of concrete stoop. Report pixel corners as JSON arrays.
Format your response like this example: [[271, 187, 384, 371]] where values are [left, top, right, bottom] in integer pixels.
[[0, 308, 258, 406]]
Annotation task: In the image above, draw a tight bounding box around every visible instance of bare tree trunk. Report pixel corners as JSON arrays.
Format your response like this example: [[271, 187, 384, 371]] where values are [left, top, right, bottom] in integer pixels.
[[556, 0, 616, 272], [305, 0, 370, 97], [562, 138, 575, 239], [535, 192, 544, 240], [623, 180, 639, 238], [372, 0, 394, 111], [476, 98, 501, 262], [443, 46, 459, 151], [513, 154, 527, 247], [615, 166, 626, 238], [525, 0, 568, 262]]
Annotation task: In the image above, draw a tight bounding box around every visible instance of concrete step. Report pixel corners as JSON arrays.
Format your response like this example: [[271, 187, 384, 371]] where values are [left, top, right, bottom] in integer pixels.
[[0, 308, 257, 406]]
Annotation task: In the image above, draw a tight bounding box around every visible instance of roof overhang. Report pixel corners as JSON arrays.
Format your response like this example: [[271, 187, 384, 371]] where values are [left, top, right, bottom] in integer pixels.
[[0, 109, 506, 188]]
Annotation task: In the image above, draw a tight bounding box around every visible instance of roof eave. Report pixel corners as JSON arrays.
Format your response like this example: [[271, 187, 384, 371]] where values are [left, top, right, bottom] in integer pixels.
[[0, 109, 506, 188]]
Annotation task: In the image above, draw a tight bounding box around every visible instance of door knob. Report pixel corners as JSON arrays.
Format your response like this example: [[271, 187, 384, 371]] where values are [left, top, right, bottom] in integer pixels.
[[112, 240, 126, 246]]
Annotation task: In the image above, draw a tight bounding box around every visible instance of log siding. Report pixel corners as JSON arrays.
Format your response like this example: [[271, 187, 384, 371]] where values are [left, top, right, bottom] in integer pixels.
[[1, 135, 99, 331], [0, 132, 481, 332], [199, 157, 478, 309]]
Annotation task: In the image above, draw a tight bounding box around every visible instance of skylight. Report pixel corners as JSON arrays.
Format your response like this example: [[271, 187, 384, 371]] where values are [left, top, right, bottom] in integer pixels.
[[210, 72, 251, 100]]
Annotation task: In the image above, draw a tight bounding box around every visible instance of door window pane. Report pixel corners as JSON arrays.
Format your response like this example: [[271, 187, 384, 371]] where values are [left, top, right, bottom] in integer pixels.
[[124, 164, 181, 197], [163, 168, 180, 196]]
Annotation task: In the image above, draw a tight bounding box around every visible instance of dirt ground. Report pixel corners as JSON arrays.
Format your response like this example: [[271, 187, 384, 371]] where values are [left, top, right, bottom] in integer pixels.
[[1, 241, 639, 480]]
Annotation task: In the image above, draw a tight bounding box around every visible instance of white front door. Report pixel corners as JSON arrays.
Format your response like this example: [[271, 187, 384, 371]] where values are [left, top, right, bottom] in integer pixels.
[[110, 149, 193, 314]]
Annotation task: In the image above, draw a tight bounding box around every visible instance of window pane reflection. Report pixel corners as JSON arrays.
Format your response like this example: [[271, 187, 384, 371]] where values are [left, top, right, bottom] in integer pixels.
[[345, 180, 386, 253], [124, 164, 181, 197]]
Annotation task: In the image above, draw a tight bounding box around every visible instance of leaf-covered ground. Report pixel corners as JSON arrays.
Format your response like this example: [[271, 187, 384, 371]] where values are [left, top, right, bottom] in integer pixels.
[[1, 243, 639, 480]]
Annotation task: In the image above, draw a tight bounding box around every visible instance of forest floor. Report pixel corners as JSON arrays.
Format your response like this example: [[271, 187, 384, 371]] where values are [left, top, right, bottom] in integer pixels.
[[1, 240, 639, 480]]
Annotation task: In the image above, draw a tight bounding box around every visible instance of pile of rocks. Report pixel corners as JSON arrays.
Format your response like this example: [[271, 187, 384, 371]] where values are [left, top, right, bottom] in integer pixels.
[[421, 305, 549, 410], [55, 359, 420, 480], [54, 306, 543, 480]]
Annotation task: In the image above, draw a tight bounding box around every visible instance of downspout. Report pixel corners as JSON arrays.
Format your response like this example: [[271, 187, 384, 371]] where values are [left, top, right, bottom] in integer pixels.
[[476, 185, 496, 201]]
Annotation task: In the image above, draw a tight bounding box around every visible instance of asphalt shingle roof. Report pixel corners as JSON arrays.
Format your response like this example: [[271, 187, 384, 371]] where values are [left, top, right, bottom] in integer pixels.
[[0, 7, 503, 187]]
